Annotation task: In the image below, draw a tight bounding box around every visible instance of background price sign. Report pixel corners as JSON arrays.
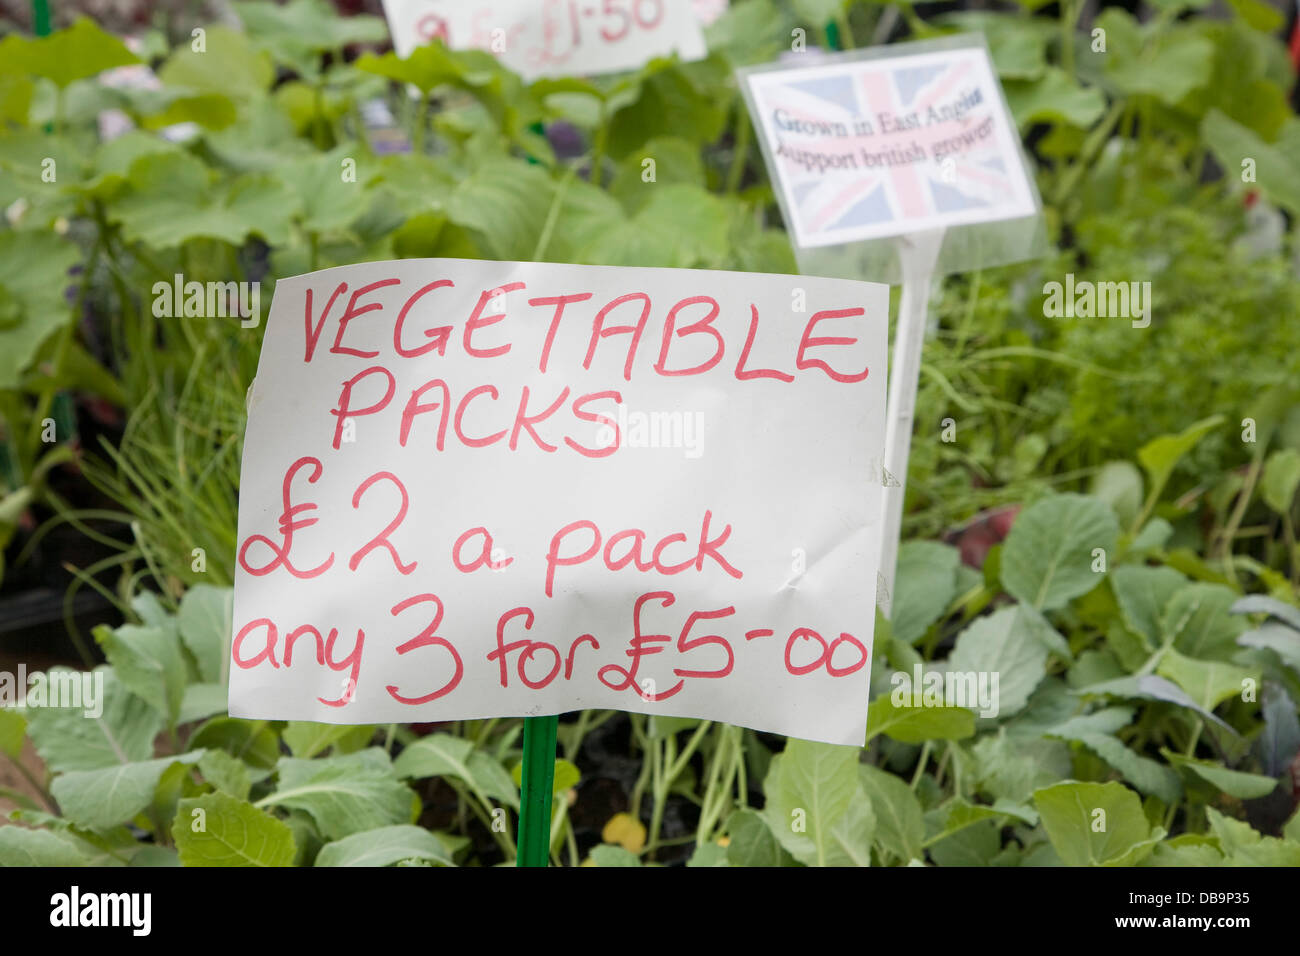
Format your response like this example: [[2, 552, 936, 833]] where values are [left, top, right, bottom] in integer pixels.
[[739, 35, 1044, 610], [380, 0, 708, 80], [230, 259, 888, 749]]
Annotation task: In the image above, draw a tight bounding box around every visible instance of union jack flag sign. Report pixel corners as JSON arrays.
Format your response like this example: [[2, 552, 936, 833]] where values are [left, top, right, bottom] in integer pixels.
[[743, 44, 1037, 249]]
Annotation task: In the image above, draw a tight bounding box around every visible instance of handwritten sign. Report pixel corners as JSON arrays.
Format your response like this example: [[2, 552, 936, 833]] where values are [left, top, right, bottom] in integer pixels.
[[741, 43, 1036, 249], [379, 0, 707, 81], [229, 259, 888, 746]]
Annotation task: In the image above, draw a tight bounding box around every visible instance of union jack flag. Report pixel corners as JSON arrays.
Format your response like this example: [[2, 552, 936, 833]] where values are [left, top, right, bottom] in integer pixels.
[[744, 47, 1037, 248]]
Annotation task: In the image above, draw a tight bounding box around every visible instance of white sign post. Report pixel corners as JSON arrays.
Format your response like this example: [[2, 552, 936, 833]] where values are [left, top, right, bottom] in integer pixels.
[[230, 259, 889, 747], [877, 226, 943, 609], [739, 35, 1044, 611]]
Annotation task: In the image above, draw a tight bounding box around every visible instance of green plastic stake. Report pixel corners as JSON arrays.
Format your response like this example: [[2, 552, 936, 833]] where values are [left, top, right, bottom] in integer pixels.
[[32, 0, 51, 36], [516, 714, 558, 866], [825, 21, 842, 52]]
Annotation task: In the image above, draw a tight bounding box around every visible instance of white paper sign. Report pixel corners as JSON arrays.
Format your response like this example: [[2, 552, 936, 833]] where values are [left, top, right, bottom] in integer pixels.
[[229, 259, 888, 746], [692, 0, 728, 26], [742, 44, 1037, 248], [380, 0, 707, 80]]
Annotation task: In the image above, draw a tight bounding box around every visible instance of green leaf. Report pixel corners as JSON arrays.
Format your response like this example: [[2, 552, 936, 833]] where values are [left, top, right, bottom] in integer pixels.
[[129, 846, 180, 867], [1146, 0, 1212, 11], [1131, 518, 1174, 554], [1033, 781, 1165, 866], [1001, 494, 1119, 610], [1237, 622, 1300, 677], [282, 722, 375, 759], [1285, 808, 1300, 844], [260, 751, 416, 840], [1262, 449, 1300, 515], [792, 0, 844, 24], [1109, 32, 1214, 105], [157, 27, 274, 98], [703, 0, 785, 66], [1137, 416, 1225, 504], [394, 733, 519, 809], [0, 229, 81, 390], [761, 738, 866, 867], [0, 75, 33, 125], [373, 152, 456, 212], [0, 708, 25, 758], [972, 731, 1073, 804], [1161, 583, 1247, 660], [178, 585, 232, 685], [1162, 752, 1277, 799], [938, 13, 1053, 81], [21, 338, 127, 407], [538, 176, 627, 263], [205, 98, 316, 173], [859, 764, 925, 864], [1156, 647, 1256, 711], [25, 669, 160, 772], [827, 797, 876, 867], [1227, 0, 1285, 31], [509, 757, 580, 796], [137, 90, 238, 131], [865, 692, 976, 744], [315, 824, 456, 867], [589, 844, 641, 867], [890, 541, 961, 644], [356, 43, 488, 98], [646, 715, 701, 739], [0, 826, 127, 867], [390, 211, 482, 259], [1142, 834, 1226, 866], [446, 158, 557, 260], [174, 791, 296, 866], [925, 797, 1038, 849], [1090, 461, 1144, 528], [187, 718, 281, 769], [1004, 68, 1106, 129], [686, 842, 730, 867], [1047, 721, 1182, 805], [95, 623, 187, 728], [52, 752, 204, 830], [1076, 673, 1232, 732], [609, 136, 705, 213], [928, 818, 1003, 866], [198, 748, 252, 801], [947, 605, 1057, 717], [111, 151, 301, 249], [580, 184, 730, 269], [0, 18, 139, 88], [236, 0, 389, 60], [606, 62, 727, 158], [289, 146, 375, 236], [1232, 594, 1300, 631], [0, 129, 84, 220], [178, 685, 227, 730], [1206, 807, 1300, 865], [725, 809, 797, 867], [1110, 565, 1188, 645]]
